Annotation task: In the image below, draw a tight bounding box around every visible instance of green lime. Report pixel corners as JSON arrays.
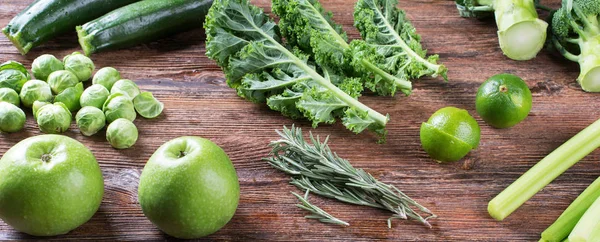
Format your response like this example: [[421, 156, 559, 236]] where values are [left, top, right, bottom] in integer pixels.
[[420, 107, 481, 163], [475, 73, 532, 128]]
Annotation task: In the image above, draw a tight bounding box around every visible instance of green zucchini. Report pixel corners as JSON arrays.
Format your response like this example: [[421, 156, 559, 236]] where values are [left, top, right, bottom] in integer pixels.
[[2, 0, 140, 55], [77, 0, 213, 56]]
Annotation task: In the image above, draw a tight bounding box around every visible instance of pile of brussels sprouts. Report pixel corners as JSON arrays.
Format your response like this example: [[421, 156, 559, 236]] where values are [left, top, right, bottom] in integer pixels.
[[0, 53, 163, 149]]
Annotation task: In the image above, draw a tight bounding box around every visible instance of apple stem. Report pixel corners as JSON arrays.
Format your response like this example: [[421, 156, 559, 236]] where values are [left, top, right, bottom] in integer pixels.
[[178, 151, 186, 158]]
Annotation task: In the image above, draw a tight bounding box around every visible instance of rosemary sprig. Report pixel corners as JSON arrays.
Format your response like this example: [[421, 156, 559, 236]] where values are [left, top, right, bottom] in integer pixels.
[[293, 190, 349, 226], [265, 126, 436, 228]]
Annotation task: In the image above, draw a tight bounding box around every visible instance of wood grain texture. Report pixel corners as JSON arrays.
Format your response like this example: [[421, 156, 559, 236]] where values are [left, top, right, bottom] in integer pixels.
[[0, 0, 599, 241]]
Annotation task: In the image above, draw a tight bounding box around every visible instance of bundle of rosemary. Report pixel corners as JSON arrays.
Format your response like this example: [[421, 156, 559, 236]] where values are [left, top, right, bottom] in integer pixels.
[[265, 126, 436, 228]]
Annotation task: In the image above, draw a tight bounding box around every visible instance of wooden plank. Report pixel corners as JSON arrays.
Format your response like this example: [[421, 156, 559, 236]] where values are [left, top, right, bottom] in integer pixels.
[[0, 0, 598, 240]]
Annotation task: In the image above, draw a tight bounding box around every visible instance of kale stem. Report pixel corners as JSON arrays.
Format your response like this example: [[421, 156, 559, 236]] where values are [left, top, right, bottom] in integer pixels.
[[488, 118, 600, 221], [360, 59, 412, 95]]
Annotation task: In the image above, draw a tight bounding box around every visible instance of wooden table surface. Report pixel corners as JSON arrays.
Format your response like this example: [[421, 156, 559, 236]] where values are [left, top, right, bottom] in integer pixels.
[[1, 0, 599, 241]]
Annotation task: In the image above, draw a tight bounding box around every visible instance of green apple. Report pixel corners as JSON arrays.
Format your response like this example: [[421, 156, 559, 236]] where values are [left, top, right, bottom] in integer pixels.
[[0, 135, 104, 236], [138, 136, 240, 239]]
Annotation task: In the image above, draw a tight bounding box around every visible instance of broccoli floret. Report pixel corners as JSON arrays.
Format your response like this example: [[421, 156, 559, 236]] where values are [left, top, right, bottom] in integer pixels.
[[456, 0, 549, 61], [551, 0, 600, 92]]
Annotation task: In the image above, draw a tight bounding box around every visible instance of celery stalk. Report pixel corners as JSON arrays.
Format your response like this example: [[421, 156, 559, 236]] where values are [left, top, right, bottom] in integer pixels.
[[541, 177, 600, 242], [488, 118, 600, 221], [569, 196, 600, 242]]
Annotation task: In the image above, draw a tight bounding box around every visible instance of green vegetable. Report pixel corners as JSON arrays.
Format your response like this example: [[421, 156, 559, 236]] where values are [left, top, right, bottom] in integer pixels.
[[0, 87, 20, 106], [111, 79, 140, 100], [541, 177, 600, 242], [569, 195, 600, 242], [266, 126, 435, 227], [19, 80, 53, 108], [80, 84, 110, 109], [456, 0, 548, 60], [133, 92, 164, 119], [106, 118, 138, 149], [2, 0, 140, 55], [0, 61, 30, 93], [103, 93, 136, 123], [63, 52, 95, 82], [551, 0, 600, 92], [92, 67, 121, 90], [32, 100, 50, 120], [47, 70, 79, 94], [31, 54, 64, 81], [292, 190, 349, 226], [54, 82, 84, 112], [488, 118, 600, 221], [0, 102, 26, 133], [354, 0, 447, 79], [36, 102, 72, 134], [205, 0, 389, 137], [77, 0, 212, 55], [272, 0, 425, 96], [76, 106, 106, 136]]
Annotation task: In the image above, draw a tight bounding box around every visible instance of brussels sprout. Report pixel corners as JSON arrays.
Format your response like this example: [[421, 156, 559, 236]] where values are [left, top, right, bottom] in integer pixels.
[[0, 61, 30, 78], [106, 118, 138, 149], [133, 92, 164, 119], [0, 102, 26, 133], [31, 54, 64, 81], [63, 52, 95, 82], [19, 80, 53, 108], [0, 87, 20, 106], [92, 67, 121, 90], [80, 84, 110, 109], [47, 70, 79, 94], [103, 93, 136, 123], [111, 79, 140, 100], [32, 100, 50, 120], [54, 82, 84, 112], [76, 106, 106, 136], [36, 102, 72, 134]]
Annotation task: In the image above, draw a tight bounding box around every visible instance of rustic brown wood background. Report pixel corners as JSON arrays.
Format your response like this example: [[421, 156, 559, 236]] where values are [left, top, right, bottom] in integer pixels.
[[0, 0, 598, 241]]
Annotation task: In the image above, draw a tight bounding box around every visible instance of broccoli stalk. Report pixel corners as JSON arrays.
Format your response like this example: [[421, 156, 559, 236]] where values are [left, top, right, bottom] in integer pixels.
[[551, 0, 600, 92], [456, 0, 548, 61]]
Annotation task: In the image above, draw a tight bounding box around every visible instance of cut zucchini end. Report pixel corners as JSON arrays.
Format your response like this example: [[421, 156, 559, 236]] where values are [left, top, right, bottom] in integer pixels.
[[76, 26, 95, 56], [2, 28, 31, 55]]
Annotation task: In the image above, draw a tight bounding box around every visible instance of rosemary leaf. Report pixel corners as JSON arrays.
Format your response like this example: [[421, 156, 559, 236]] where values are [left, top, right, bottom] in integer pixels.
[[292, 190, 349, 226]]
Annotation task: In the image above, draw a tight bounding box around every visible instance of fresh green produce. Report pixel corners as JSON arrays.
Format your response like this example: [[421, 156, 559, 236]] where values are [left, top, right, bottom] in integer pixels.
[[106, 118, 138, 149], [455, 0, 548, 60], [103, 93, 136, 123], [0, 102, 26, 133], [266, 126, 435, 228], [2, 0, 140, 55], [550, 0, 600, 92], [76, 107, 106, 137], [92, 67, 121, 90], [0, 135, 104, 236], [205, 0, 389, 137], [272, 0, 444, 96], [420, 107, 480, 163], [32, 100, 50, 120], [36, 102, 72, 134], [0, 61, 30, 93], [80, 84, 110, 109], [292, 190, 348, 226], [47, 70, 79, 94], [31, 54, 64, 81], [541, 177, 600, 242], [133, 92, 163, 119], [476, 73, 532, 128], [54, 83, 84, 112], [0, 87, 20, 106], [111, 79, 140, 100], [63, 52, 95, 82], [569, 196, 600, 242], [488, 118, 600, 221], [19, 80, 53, 108], [77, 0, 213, 55], [138, 136, 240, 239]]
